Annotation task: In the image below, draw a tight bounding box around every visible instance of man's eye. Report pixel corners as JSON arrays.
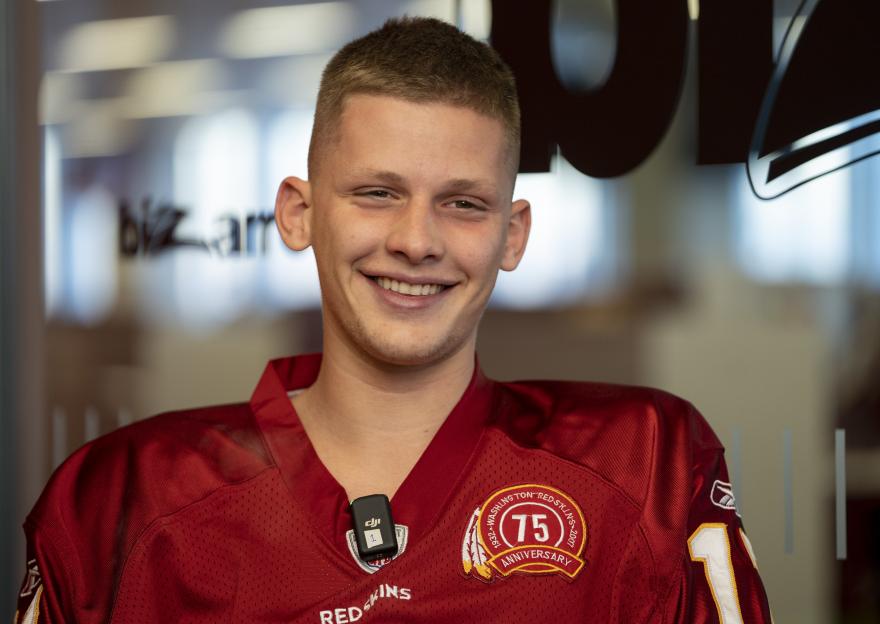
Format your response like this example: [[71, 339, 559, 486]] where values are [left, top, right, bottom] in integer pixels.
[[451, 199, 483, 210], [358, 189, 393, 200]]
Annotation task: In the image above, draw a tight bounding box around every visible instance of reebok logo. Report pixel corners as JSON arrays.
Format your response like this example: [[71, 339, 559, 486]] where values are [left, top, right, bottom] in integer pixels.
[[710, 480, 738, 512]]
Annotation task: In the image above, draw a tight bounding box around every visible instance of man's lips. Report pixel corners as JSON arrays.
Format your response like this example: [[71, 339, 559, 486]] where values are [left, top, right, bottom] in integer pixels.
[[364, 273, 455, 297]]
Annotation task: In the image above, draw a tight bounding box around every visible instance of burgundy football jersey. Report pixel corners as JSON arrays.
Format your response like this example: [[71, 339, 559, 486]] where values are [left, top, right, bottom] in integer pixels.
[[16, 353, 772, 623]]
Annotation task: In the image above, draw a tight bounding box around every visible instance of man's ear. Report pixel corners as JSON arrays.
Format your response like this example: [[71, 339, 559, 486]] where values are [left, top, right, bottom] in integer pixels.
[[500, 198, 531, 271], [275, 176, 313, 251]]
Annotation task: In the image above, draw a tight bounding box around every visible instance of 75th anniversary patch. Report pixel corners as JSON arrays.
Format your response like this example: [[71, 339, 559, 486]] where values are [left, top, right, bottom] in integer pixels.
[[461, 483, 587, 582]]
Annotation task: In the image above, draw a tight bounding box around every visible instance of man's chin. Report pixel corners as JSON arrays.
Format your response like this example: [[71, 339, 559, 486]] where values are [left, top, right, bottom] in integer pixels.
[[360, 332, 466, 369]]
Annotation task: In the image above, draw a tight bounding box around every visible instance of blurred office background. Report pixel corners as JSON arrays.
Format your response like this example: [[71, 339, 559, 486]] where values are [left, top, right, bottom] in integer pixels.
[[2, 0, 880, 621]]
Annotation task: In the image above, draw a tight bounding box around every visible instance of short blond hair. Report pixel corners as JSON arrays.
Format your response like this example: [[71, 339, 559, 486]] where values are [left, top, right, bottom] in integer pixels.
[[308, 16, 521, 179]]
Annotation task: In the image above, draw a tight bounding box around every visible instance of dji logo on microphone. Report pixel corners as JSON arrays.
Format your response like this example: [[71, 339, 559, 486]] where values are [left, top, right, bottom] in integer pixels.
[[363, 517, 384, 547]]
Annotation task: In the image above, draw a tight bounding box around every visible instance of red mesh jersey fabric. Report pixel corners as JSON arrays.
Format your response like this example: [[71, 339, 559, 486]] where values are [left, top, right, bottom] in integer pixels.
[[16, 354, 772, 623]]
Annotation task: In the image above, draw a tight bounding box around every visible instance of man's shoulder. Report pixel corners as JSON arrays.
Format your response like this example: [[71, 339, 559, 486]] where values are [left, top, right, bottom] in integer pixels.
[[27, 400, 274, 544], [493, 376, 718, 442], [490, 377, 722, 503]]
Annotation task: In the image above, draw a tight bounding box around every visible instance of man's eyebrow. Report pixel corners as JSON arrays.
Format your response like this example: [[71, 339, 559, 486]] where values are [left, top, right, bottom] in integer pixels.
[[443, 178, 497, 195], [350, 169, 407, 186]]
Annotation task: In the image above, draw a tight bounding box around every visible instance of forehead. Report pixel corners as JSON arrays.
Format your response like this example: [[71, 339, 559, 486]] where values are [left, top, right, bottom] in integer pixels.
[[325, 94, 513, 190]]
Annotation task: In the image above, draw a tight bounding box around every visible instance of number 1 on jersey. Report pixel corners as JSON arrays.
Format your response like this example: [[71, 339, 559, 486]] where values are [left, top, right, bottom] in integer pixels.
[[688, 523, 744, 624]]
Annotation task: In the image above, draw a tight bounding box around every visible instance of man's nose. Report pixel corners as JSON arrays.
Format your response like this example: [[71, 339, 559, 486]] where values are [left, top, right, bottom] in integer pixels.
[[385, 196, 444, 264]]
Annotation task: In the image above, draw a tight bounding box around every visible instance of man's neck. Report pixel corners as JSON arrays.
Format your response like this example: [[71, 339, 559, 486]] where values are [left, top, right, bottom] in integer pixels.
[[290, 338, 476, 501]]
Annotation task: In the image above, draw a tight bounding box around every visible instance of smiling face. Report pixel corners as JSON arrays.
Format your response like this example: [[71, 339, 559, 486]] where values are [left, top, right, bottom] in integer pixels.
[[276, 94, 530, 368]]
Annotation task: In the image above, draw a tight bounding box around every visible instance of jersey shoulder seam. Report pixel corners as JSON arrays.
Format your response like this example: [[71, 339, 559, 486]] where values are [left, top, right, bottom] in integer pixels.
[[487, 425, 642, 511], [608, 520, 660, 620], [107, 465, 276, 622]]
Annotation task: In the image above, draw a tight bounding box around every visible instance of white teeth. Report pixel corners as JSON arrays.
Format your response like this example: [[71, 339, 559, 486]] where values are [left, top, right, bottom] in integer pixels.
[[375, 276, 444, 296]]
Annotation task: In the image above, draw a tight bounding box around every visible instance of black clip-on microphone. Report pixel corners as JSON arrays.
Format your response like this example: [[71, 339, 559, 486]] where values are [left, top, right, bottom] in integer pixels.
[[349, 494, 399, 563]]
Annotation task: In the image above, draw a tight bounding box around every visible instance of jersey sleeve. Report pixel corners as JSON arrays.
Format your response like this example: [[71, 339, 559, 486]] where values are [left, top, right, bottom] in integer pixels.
[[14, 523, 74, 624], [667, 445, 773, 624]]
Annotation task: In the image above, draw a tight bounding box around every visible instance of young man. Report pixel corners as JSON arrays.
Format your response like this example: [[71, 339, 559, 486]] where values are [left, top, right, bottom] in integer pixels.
[[17, 17, 772, 623]]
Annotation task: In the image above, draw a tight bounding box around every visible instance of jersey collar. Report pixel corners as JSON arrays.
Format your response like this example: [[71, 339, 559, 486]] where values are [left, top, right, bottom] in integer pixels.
[[249, 352, 496, 563]]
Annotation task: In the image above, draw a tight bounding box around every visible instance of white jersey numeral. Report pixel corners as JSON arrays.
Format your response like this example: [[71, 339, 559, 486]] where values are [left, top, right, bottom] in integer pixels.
[[20, 585, 43, 624], [687, 523, 743, 624]]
